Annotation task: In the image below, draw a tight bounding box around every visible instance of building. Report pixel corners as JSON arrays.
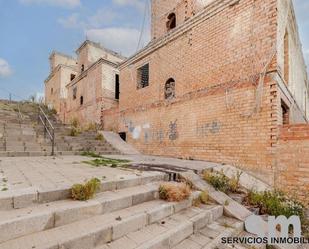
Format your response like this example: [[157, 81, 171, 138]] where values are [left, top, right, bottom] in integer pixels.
[[101, 0, 309, 200], [45, 0, 309, 201], [45, 40, 125, 124]]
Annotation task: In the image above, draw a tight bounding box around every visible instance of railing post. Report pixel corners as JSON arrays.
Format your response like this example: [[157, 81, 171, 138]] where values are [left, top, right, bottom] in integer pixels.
[[51, 129, 55, 156], [44, 116, 47, 138]]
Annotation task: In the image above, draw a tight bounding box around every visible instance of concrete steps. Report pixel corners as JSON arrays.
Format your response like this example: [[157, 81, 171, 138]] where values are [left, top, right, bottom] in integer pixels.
[[94, 205, 224, 249]]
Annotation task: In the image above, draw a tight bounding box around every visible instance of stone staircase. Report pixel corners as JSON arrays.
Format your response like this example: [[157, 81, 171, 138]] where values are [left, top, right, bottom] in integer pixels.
[[0, 100, 120, 157], [0, 171, 255, 249]]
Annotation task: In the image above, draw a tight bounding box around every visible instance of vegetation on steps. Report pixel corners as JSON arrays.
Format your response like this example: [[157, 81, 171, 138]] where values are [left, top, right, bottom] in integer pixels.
[[71, 178, 101, 201], [193, 190, 210, 207], [203, 169, 243, 194], [81, 152, 130, 167], [159, 182, 191, 202]]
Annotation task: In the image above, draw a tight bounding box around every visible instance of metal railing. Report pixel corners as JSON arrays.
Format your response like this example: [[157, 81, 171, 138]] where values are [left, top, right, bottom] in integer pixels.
[[38, 106, 55, 155]]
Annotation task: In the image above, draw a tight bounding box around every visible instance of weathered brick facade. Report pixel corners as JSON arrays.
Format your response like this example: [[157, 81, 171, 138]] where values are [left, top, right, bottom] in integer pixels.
[[102, 0, 309, 189], [276, 125, 309, 204]]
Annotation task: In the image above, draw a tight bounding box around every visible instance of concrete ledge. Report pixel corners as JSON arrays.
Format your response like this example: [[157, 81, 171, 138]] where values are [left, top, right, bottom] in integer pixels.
[[0, 172, 166, 211], [180, 171, 252, 222]]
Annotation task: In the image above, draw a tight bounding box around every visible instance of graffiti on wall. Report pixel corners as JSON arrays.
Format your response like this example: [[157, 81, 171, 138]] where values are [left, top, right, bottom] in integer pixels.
[[168, 120, 178, 141], [196, 121, 221, 137]]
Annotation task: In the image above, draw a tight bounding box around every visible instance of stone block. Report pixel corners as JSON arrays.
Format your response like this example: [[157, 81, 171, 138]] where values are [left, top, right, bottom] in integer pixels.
[[112, 213, 147, 240], [147, 204, 174, 224]]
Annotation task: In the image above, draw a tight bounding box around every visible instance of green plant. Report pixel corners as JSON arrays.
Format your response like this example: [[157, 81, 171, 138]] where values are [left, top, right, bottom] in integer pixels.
[[203, 170, 230, 193], [199, 190, 209, 204], [1, 187, 8, 191], [246, 190, 305, 219], [81, 151, 102, 158], [83, 157, 130, 167], [71, 178, 101, 201], [229, 171, 243, 193]]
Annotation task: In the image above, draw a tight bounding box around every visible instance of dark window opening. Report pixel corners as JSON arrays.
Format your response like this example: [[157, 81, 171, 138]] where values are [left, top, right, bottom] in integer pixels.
[[165, 78, 176, 100], [137, 64, 149, 89], [70, 74, 76, 81], [167, 13, 176, 31], [81, 64, 85, 72], [281, 100, 290, 125], [80, 96, 84, 106], [51, 88, 53, 94], [73, 87, 77, 100], [284, 31, 289, 85], [119, 132, 127, 142], [115, 74, 120, 100]]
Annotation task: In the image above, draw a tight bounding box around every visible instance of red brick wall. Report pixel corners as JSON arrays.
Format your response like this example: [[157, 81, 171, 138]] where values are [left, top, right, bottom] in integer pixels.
[[276, 125, 309, 204], [117, 0, 278, 184]]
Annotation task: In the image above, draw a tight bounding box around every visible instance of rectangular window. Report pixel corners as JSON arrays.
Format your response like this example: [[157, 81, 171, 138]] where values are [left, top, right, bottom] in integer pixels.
[[115, 74, 120, 100], [281, 100, 289, 125], [137, 64, 149, 89], [73, 87, 77, 100]]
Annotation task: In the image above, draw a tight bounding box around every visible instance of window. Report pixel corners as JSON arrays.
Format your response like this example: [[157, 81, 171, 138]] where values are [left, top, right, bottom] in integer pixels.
[[137, 64, 149, 89], [51, 88, 53, 95], [165, 78, 176, 100], [81, 64, 85, 72], [119, 132, 126, 141], [284, 31, 289, 84], [281, 100, 289, 125], [115, 74, 120, 100], [167, 13, 176, 31], [70, 74, 76, 81], [73, 87, 77, 100], [80, 96, 84, 106]]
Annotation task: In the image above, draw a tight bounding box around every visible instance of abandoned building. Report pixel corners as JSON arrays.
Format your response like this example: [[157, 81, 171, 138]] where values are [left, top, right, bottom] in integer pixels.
[[45, 40, 125, 124], [45, 0, 309, 200]]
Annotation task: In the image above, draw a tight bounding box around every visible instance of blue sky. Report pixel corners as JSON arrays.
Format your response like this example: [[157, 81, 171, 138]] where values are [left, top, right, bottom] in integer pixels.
[[0, 0, 308, 100]]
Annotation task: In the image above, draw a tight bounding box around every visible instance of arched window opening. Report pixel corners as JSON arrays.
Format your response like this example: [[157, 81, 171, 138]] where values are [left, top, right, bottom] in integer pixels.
[[167, 13, 176, 31], [81, 64, 85, 72], [80, 96, 84, 106], [165, 78, 175, 100]]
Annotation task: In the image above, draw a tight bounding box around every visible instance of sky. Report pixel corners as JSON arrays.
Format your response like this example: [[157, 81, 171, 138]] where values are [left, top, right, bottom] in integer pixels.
[[0, 0, 308, 100]]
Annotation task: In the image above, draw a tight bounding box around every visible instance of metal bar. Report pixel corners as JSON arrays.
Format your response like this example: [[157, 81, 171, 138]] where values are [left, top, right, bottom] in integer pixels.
[[37, 105, 56, 156]]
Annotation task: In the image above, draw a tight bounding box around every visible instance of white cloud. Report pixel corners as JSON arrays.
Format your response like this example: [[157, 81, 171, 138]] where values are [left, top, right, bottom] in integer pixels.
[[112, 0, 145, 12], [88, 8, 119, 28], [58, 13, 82, 29], [86, 28, 143, 56], [0, 58, 12, 78], [19, 0, 81, 8]]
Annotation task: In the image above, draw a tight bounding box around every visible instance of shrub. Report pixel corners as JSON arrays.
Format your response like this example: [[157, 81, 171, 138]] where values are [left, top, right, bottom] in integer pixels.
[[69, 127, 80, 137], [71, 118, 79, 128], [246, 190, 305, 219], [159, 182, 191, 202], [71, 178, 101, 201], [203, 170, 243, 194], [193, 190, 209, 207], [229, 171, 243, 193], [95, 133, 104, 141], [203, 170, 230, 193]]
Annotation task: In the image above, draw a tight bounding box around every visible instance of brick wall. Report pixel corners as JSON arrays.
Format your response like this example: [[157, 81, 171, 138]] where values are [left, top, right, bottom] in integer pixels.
[[276, 125, 309, 204], [117, 0, 278, 184]]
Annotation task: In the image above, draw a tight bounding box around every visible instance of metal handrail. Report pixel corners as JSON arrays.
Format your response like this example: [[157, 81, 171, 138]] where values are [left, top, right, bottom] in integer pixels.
[[38, 106, 55, 155]]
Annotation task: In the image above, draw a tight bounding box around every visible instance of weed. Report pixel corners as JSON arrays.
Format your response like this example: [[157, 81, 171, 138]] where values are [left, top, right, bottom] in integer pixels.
[[95, 133, 104, 141], [193, 190, 209, 207], [229, 171, 243, 193], [224, 200, 230, 206], [71, 118, 80, 128], [83, 157, 130, 167], [159, 182, 191, 202], [1, 187, 8, 191], [81, 151, 102, 158], [69, 127, 80, 137], [203, 170, 230, 193], [2, 178, 7, 183], [84, 123, 97, 132], [71, 178, 101, 201], [203, 170, 243, 194]]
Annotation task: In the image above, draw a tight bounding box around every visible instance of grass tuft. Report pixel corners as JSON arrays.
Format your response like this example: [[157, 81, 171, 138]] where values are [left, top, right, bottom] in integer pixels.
[[71, 178, 101, 201], [159, 182, 191, 202]]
